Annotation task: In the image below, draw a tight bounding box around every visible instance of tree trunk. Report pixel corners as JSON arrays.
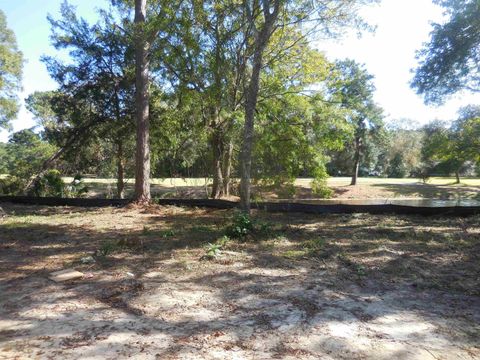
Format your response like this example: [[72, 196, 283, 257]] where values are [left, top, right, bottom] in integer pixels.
[[116, 140, 125, 199], [239, 1, 279, 212], [455, 170, 460, 184], [134, 0, 151, 203], [239, 47, 264, 212], [351, 137, 361, 186], [222, 140, 233, 197], [211, 130, 224, 199]]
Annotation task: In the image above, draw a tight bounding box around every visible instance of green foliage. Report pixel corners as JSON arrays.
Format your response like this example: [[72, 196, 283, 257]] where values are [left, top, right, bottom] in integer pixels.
[[0, 176, 25, 195], [412, 0, 480, 104], [97, 240, 118, 257], [29, 171, 88, 198], [225, 211, 254, 239], [327, 59, 385, 180], [202, 236, 230, 260], [303, 237, 327, 256], [311, 164, 333, 198], [4, 129, 57, 181], [67, 175, 89, 197], [204, 242, 222, 259], [311, 178, 333, 198], [0, 10, 23, 129], [420, 107, 480, 180], [387, 153, 407, 178], [33, 170, 65, 197]]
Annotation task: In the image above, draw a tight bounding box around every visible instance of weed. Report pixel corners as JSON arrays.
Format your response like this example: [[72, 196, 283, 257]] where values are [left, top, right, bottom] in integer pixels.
[[338, 253, 367, 276], [225, 211, 254, 238], [160, 229, 176, 238], [281, 249, 307, 259], [303, 237, 326, 256], [204, 242, 222, 258], [201, 235, 230, 260], [97, 240, 118, 257], [96, 238, 143, 257]]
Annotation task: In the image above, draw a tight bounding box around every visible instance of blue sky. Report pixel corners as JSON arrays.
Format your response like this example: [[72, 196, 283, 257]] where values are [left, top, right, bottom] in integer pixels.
[[1, 0, 479, 142]]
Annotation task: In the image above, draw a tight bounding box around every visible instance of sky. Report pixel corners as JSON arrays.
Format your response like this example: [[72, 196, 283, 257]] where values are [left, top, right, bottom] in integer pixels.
[[1, 0, 480, 142]]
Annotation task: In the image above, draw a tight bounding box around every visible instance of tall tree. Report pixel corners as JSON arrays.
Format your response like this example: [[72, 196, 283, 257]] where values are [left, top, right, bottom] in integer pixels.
[[329, 59, 383, 185], [0, 10, 23, 129], [238, 0, 281, 211], [38, 3, 136, 198], [420, 109, 480, 183], [412, 0, 480, 104], [238, 0, 378, 211], [134, 0, 151, 203], [161, 0, 247, 198]]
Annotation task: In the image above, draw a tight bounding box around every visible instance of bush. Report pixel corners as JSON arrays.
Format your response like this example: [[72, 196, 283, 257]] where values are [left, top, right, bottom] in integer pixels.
[[32, 170, 66, 197], [311, 178, 333, 198], [311, 164, 333, 198], [32, 171, 89, 197], [225, 211, 254, 238], [0, 176, 25, 195], [66, 175, 89, 197]]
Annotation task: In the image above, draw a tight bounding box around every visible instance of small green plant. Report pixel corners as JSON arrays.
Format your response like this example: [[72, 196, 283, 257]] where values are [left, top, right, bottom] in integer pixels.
[[276, 183, 296, 199], [225, 211, 254, 238], [201, 235, 230, 260], [204, 242, 222, 258], [256, 220, 274, 236], [97, 240, 118, 257], [303, 237, 326, 255], [217, 235, 230, 246], [160, 229, 176, 238]]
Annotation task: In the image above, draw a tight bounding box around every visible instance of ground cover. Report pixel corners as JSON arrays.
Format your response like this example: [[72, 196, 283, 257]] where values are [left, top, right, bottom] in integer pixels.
[[0, 203, 479, 359]]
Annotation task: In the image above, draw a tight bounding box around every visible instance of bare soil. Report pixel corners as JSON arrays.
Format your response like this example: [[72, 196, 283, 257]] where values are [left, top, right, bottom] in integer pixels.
[[0, 203, 479, 359]]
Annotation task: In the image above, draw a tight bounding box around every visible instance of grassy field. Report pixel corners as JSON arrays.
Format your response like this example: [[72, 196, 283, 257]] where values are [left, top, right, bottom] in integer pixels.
[[0, 204, 478, 358], [62, 176, 480, 200]]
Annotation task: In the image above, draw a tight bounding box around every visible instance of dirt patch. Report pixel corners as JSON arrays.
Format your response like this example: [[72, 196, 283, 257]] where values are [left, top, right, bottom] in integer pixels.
[[0, 204, 479, 359]]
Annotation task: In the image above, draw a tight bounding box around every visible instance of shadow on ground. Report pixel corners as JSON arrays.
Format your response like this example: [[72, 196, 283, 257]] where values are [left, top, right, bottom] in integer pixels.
[[0, 203, 479, 359]]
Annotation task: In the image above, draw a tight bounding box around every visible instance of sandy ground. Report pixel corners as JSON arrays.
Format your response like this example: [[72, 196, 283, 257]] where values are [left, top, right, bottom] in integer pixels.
[[0, 204, 479, 359]]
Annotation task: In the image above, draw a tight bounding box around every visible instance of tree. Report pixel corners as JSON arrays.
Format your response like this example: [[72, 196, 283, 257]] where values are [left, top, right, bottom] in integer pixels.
[[420, 110, 480, 183], [133, 0, 151, 203], [238, 0, 378, 211], [2, 129, 57, 182], [412, 0, 480, 104], [253, 32, 351, 196], [328, 59, 384, 185], [37, 3, 136, 198], [0, 10, 23, 129], [383, 119, 424, 178], [160, 0, 247, 198]]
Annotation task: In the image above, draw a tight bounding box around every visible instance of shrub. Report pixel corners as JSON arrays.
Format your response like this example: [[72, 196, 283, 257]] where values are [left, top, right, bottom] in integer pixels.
[[0, 176, 25, 195], [225, 211, 254, 238], [66, 175, 89, 197], [31, 171, 88, 198], [32, 170, 66, 197], [311, 178, 333, 198]]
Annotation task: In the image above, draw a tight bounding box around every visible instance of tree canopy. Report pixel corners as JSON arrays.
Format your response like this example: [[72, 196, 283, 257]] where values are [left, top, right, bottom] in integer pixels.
[[0, 10, 23, 129], [412, 0, 480, 104]]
